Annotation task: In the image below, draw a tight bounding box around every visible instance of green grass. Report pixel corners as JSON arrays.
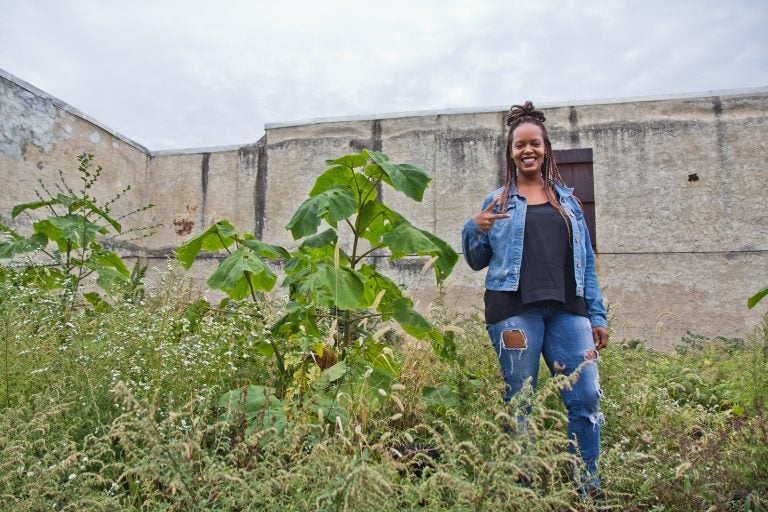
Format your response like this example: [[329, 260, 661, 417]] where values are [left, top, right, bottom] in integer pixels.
[[1, 271, 767, 511]]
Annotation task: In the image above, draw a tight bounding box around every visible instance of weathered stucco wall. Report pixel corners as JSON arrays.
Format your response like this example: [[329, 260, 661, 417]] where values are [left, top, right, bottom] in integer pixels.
[[0, 71, 151, 232], [2, 67, 766, 349]]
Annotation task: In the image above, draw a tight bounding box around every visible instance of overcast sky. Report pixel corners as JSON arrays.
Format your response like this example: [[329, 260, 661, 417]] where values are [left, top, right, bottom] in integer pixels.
[[1, 0, 766, 150]]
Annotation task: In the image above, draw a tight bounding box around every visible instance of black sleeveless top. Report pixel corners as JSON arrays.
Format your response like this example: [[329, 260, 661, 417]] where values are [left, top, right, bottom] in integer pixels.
[[484, 202, 588, 324]]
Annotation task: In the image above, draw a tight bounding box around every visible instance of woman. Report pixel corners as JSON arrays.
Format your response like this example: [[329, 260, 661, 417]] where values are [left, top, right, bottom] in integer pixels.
[[461, 101, 608, 493]]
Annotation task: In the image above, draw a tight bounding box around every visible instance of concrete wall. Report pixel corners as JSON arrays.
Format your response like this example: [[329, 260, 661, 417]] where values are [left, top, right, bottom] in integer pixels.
[[2, 67, 767, 349]]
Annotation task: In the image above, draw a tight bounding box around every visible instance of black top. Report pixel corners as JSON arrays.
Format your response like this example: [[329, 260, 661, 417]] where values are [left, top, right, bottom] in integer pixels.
[[485, 202, 588, 324]]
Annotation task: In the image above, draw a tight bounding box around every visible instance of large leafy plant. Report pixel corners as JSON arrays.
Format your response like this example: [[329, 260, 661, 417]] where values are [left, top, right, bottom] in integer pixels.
[[178, 149, 458, 409], [0, 153, 152, 315], [281, 149, 457, 354]]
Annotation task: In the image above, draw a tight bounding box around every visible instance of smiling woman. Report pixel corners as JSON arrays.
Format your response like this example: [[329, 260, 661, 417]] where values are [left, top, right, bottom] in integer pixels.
[[461, 101, 608, 498]]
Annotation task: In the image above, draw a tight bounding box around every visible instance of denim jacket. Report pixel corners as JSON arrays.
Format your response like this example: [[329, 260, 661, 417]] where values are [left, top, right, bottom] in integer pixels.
[[462, 182, 607, 328]]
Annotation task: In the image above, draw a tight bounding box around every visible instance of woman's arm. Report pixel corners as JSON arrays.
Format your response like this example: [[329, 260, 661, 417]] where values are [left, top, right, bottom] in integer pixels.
[[581, 222, 609, 348], [581, 217, 607, 329], [461, 195, 499, 270]]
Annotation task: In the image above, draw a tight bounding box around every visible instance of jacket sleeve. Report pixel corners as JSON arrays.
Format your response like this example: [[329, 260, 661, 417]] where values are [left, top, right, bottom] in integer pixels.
[[581, 217, 608, 328], [461, 195, 493, 271]]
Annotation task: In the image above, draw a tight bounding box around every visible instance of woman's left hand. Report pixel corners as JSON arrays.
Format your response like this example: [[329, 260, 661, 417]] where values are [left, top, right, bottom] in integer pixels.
[[592, 327, 608, 350]]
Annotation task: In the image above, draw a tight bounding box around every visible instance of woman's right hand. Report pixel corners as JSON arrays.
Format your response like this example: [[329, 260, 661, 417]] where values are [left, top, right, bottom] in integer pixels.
[[473, 196, 510, 231]]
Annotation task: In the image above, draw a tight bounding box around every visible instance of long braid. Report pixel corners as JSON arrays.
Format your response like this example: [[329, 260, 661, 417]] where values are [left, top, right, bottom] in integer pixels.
[[501, 101, 573, 230]]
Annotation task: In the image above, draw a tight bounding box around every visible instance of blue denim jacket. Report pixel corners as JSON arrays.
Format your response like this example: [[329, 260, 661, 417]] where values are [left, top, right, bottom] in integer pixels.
[[462, 182, 607, 328]]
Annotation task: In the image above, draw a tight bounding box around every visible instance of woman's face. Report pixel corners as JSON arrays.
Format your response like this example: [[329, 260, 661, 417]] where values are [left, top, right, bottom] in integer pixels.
[[511, 123, 546, 177]]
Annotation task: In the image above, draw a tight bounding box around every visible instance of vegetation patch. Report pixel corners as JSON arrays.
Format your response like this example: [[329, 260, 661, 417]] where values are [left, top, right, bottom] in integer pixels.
[[1, 153, 766, 510]]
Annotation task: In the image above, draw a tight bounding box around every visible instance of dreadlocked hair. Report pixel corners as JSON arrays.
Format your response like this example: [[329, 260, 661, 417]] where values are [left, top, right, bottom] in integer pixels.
[[500, 101, 576, 233]]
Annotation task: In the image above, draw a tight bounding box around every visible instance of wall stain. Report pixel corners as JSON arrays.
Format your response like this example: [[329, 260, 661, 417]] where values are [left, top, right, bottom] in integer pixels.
[[493, 115, 505, 187], [252, 137, 267, 239], [568, 106, 581, 146], [173, 218, 194, 235], [200, 152, 211, 229], [712, 97, 732, 217]]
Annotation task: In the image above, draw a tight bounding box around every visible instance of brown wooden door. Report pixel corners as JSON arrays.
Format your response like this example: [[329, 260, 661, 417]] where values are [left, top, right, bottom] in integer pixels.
[[554, 149, 596, 248]]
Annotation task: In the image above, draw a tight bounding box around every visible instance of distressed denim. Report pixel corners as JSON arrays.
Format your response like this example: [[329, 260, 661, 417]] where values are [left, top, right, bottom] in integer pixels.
[[462, 182, 607, 328], [486, 302, 603, 485]]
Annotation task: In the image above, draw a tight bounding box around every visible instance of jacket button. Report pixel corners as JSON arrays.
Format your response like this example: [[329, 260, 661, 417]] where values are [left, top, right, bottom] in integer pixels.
[[576, 262, 581, 268], [576, 236, 580, 242], [477, 233, 484, 239]]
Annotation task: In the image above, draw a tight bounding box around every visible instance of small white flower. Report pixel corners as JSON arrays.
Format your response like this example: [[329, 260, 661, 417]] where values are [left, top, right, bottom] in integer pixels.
[[68, 473, 76, 480]]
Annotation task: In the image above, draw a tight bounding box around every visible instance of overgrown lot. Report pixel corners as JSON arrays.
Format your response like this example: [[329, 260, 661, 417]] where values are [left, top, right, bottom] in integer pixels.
[[1, 269, 766, 511], [2, 152, 767, 510]]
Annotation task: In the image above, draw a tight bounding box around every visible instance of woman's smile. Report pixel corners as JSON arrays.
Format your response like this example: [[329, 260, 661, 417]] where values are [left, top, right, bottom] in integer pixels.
[[511, 123, 546, 175]]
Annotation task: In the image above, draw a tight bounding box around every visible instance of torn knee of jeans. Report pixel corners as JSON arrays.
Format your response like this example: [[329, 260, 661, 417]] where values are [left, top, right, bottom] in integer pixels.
[[589, 412, 605, 429], [553, 360, 566, 373], [502, 329, 527, 350], [584, 349, 598, 361]]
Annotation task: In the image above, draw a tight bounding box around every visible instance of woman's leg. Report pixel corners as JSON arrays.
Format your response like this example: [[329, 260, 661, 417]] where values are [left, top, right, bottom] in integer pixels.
[[541, 309, 603, 487], [486, 309, 546, 403]]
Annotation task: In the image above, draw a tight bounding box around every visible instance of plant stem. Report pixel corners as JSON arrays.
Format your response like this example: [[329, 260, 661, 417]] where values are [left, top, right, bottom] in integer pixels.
[[243, 270, 286, 380], [354, 244, 385, 265]]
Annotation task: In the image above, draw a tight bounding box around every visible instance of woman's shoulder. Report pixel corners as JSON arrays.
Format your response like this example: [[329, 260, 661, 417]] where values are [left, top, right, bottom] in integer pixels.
[[554, 183, 581, 206]]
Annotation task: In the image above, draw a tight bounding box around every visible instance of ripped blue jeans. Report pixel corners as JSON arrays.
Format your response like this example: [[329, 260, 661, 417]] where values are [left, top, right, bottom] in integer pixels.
[[486, 301, 603, 483]]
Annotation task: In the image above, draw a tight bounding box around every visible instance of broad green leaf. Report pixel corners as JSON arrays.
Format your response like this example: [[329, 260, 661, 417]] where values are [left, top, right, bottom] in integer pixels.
[[11, 199, 61, 219], [364, 150, 431, 201], [176, 220, 238, 270], [309, 166, 355, 196], [357, 201, 401, 246], [11, 199, 58, 218], [390, 297, 434, 339], [96, 266, 131, 296], [307, 264, 366, 310], [365, 367, 397, 410], [363, 339, 401, 376], [253, 340, 275, 357], [382, 221, 458, 283], [218, 385, 280, 418], [83, 291, 112, 312], [420, 230, 459, 283], [66, 195, 122, 233], [0, 232, 47, 259], [298, 228, 338, 250], [310, 166, 376, 203], [312, 394, 350, 426], [181, 298, 210, 333], [322, 360, 348, 383], [383, 221, 440, 259], [21, 266, 67, 290], [358, 264, 403, 311], [218, 385, 286, 437], [363, 163, 392, 188], [387, 296, 449, 357], [241, 239, 290, 260], [325, 152, 370, 169], [91, 250, 130, 276], [33, 215, 106, 251], [207, 246, 277, 299], [13, 194, 121, 233], [334, 354, 398, 411], [286, 187, 357, 239], [422, 384, 460, 415], [748, 287, 768, 309]]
